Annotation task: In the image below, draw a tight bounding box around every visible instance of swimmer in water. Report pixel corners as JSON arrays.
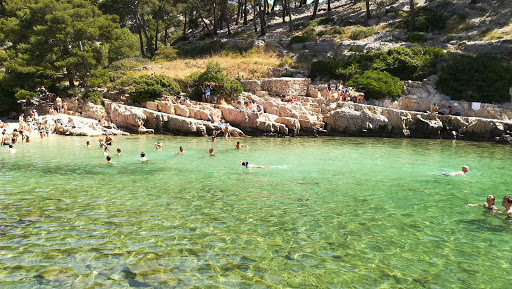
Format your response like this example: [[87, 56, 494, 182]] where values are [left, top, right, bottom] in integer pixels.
[[155, 142, 162, 150], [431, 166, 468, 176], [468, 195, 498, 210], [176, 146, 184, 155], [140, 152, 148, 162], [8, 144, 16, 153], [117, 148, 124, 156], [85, 141, 91, 148], [105, 155, 116, 165], [241, 161, 269, 169], [209, 148, 215, 156], [502, 196, 512, 218], [235, 141, 248, 149]]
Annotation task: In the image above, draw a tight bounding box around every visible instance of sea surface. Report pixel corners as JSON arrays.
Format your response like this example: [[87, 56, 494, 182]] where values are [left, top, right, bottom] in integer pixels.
[[1, 135, 512, 288]]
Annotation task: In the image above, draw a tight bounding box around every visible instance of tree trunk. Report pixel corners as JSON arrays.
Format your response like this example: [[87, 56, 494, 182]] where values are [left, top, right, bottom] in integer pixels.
[[199, 13, 213, 35], [284, 0, 292, 31], [213, 2, 218, 35], [328, 0, 331, 12], [409, 0, 415, 32], [271, 0, 278, 12], [254, 1, 258, 32], [243, 0, 248, 25], [139, 13, 155, 57], [137, 25, 145, 56], [259, 0, 266, 36], [366, 0, 371, 20], [183, 11, 187, 36], [68, 72, 75, 87], [311, 0, 319, 20], [223, 0, 231, 35], [154, 19, 159, 52], [163, 26, 168, 46], [236, 0, 242, 24], [282, 0, 286, 23]]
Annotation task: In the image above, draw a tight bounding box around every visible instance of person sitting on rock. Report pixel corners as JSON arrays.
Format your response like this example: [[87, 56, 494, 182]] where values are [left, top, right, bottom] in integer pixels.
[[356, 93, 364, 104]]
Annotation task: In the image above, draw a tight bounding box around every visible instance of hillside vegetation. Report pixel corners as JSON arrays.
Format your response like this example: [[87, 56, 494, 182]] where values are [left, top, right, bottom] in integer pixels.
[[1, 0, 512, 114]]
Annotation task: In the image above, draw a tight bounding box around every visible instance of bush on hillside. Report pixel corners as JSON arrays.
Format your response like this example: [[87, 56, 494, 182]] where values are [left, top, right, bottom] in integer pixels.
[[155, 46, 179, 61], [309, 45, 444, 81], [406, 32, 428, 43], [436, 54, 512, 103], [127, 74, 180, 104], [349, 27, 378, 40], [82, 89, 104, 105], [397, 8, 446, 32], [347, 70, 404, 100], [307, 17, 335, 28], [176, 40, 254, 58], [181, 61, 243, 101], [15, 90, 37, 100]]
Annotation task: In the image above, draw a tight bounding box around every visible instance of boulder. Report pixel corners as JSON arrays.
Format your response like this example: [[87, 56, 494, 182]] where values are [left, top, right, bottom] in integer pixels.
[[105, 102, 147, 133]]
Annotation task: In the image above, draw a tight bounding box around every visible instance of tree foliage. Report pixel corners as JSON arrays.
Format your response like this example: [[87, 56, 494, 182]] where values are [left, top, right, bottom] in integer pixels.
[[436, 54, 512, 103], [347, 70, 404, 100], [0, 0, 138, 93]]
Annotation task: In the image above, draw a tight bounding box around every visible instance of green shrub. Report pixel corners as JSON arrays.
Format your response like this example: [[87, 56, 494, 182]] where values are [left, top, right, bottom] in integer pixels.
[[317, 27, 345, 37], [155, 46, 179, 61], [349, 27, 378, 40], [309, 45, 444, 81], [307, 17, 335, 28], [278, 56, 294, 68], [83, 89, 103, 105], [289, 35, 311, 46], [128, 74, 181, 104], [436, 54, 512, 103], [309, 59, 343, 80], [397, 8, 446, 32], [406, 32, 428, 43], [347, 70, 404, 100], [181, 61, 243, 101], [88, 69, 110, 88], [15, 90, 37, 100], [108, 58, 148, 72], [66, 87, 82, 98]]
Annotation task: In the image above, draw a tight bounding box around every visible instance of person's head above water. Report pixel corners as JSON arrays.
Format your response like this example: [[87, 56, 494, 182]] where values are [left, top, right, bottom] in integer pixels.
[[487, 195, 495, 206], [117, 148, 121, 153], [141, 152, 145, 157], [241, 161, 248, 167], [106, 155, 112, 161], [179, 146, 183, 151], [462, 166, 469, 173]]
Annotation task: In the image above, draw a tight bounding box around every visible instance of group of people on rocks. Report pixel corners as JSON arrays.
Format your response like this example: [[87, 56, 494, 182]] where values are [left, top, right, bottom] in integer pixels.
[[327, 81, 364, 104]]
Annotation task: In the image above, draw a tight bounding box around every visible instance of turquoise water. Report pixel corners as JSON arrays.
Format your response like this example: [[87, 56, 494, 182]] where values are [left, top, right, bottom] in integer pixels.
[[1, 135, 512, 288]]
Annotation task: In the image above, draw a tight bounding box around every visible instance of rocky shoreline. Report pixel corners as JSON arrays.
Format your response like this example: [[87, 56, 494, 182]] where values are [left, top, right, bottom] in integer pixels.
[[17, 78, 512, 145]]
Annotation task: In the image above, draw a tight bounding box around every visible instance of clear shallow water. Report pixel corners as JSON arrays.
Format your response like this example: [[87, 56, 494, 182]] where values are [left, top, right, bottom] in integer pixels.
[[1, 135, 512, 288]]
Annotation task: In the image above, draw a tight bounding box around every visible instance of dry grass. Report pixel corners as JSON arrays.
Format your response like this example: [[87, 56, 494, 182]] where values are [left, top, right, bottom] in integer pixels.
[[129, 53, 280, 80]]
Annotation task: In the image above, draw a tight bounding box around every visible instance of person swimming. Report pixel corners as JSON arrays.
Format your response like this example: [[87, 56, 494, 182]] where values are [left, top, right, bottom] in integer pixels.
[[468, 195, 498, 210], [241, 161, 269, 169], [236, 141, 248, 149], [176, 146, 184, 155], [117, 148, 124, 156], [155, 142, 162, 150], [209, 148, 215, 156], [431, 166, 468, 176], [85, 141, 91, 148], [502, 196, 512, 218], [8, 144, 16, 154], [105, 155, 116, 165], [140, 152, 148, 162]]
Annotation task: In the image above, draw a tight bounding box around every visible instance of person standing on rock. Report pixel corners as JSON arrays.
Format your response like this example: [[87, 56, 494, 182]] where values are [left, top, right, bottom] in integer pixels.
[[55, 97, 63, 113], [205, 85, 211, 103]]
